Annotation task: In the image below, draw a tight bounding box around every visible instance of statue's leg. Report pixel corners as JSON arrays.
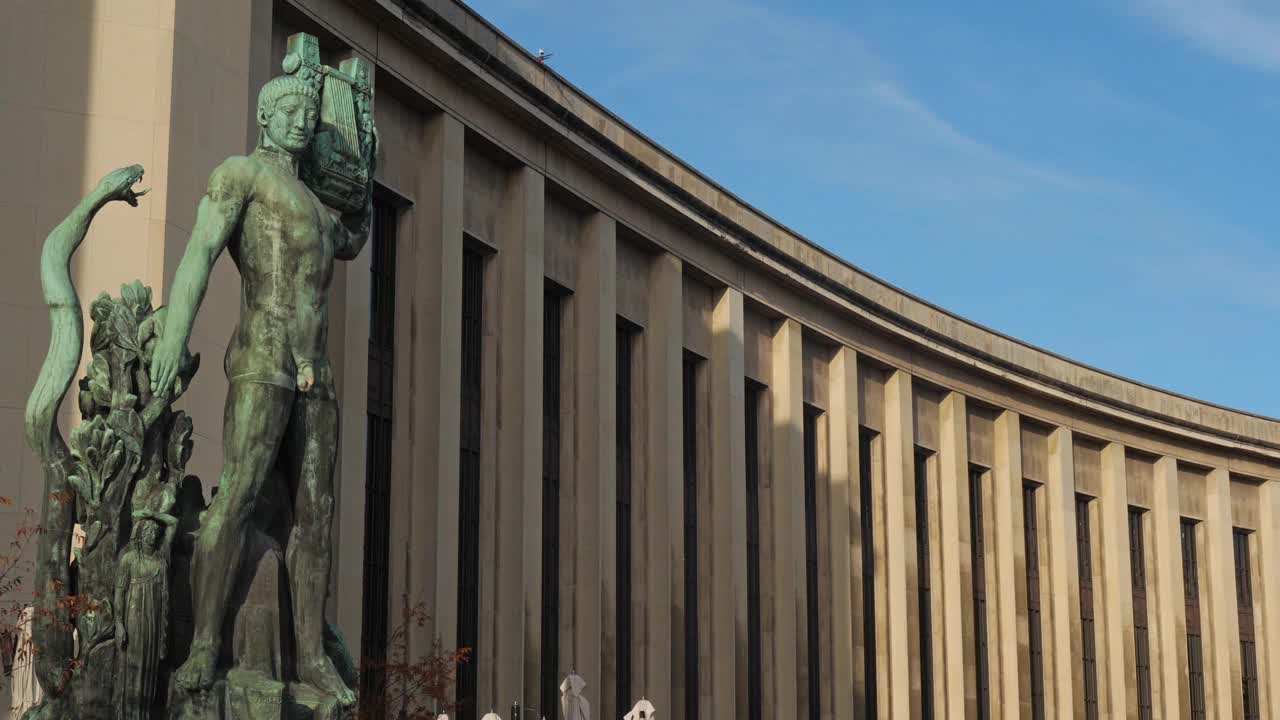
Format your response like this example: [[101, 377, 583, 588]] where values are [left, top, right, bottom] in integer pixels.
[[175, 381, 295, 692], [280, 391, 353, 704]]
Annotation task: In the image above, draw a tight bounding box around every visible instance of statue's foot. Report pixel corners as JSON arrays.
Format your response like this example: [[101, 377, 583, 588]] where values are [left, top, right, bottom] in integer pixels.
[[174, 642, 218, 692], [300, 655, 357, 707]]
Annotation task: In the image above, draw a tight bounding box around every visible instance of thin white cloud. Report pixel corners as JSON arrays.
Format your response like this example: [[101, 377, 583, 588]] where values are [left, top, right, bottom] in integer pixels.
[[1135, 0, 1280, 71]]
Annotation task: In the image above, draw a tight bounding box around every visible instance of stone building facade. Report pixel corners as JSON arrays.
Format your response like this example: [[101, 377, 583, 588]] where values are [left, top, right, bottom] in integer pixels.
[[3, 0, 1279, 719]]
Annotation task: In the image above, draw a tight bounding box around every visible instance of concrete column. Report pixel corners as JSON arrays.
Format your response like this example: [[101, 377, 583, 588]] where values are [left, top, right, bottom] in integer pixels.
[[768, 318, 805, 717], [708, 287, 745, 720], [491, 165, 544, 710], [1202, 467, 1242, 718], [882, 370, 914, 719], [642, 252, 682, 712], [404, 112, 465, 657], [991, 410, 1024, 720], [1257, 480, 1280, 718], [1097, 443, 1135, 719], [825, 347, 858, 720], [937, 393, 969, 720], [570, 213, 616, 717], [1149, 456, 1186, 720], [1044, 428, 1082, 720]]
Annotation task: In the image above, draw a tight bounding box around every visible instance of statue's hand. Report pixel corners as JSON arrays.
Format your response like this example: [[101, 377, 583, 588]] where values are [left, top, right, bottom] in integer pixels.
[[94, 165, 150, 207], [150, 336, 187, 398]]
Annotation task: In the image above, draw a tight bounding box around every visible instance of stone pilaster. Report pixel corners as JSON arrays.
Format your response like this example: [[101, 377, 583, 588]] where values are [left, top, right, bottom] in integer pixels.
[[882, 370, 914, 719], [937, 392, 968, 720], [1097, 443, 1135, 719], [767, 318, 804, 717], [991, 410, 1024, 720], [641, 252, 682, 712], [1202, 467, 1242, 718], [825, 347, 858, 720], [708, 287, 745, 720], [491, 165, 544, 710], [1044, 428, 1082, 720], [570, 212, 616, 717], [1149, 456, 1186, 720]]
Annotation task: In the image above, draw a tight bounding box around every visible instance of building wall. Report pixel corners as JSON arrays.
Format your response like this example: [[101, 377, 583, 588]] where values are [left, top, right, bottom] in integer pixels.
[[4, 0, 1280, 719]]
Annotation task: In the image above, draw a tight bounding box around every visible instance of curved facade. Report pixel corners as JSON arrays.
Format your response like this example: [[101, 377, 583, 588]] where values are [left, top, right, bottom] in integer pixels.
[[3, 0, 1279, 718]]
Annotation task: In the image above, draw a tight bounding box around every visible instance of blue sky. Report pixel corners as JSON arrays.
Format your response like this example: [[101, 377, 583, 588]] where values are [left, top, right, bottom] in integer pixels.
[[473, 0, 1280, 417]]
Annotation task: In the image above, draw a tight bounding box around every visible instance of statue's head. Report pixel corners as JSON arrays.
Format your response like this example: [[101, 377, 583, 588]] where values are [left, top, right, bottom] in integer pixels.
[[256, 76, 320, 155], [140, 519, 162, 551]]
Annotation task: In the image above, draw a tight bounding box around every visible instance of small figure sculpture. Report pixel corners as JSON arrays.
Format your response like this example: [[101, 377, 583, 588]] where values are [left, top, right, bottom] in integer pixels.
[[113, 513, 176, 720]]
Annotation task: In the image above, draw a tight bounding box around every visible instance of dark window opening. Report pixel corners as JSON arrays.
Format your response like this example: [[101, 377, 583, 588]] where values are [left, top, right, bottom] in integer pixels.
[[682, 353, 702, 720], [1182, 519, 1207, 720], [540, 288, 564, 719], [360, 202, 398, 719], [1235, 529, 1260, 720], [456, 247, 485, 720], [1024, 483, 1045, 720], [804, 407, 822, 720], [1130, 509, 1154, 720], [616, 324, 636, 715], [915, 450, 935, 720], [1077, 495, 1099, 720], [859, 429, 877, 719], [745, 380, 765, 720], [969, 466, 991, 720]]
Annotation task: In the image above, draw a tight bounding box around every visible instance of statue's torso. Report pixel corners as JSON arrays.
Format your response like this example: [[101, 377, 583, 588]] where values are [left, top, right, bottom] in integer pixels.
[[224, 151, 335, 392]]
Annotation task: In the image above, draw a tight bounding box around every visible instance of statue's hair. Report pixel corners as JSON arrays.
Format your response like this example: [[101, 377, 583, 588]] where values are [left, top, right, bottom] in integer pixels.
[[257, 75, 320, 116]]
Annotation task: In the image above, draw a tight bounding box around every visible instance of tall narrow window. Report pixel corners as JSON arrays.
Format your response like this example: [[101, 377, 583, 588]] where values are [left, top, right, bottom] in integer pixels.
[[457, 247, 485, 720], [682, 353, 702, 720], [803, 407, 822, 720], [1182, 519, 1207, 720], [1235, 529, 1261, 720], [745, 381, 765, 720], [360, 201, 397, 718], [1023, 483, 1045, 720], [859, 429, 877, 718], [1076, 495, 1100, 720], [616, 324, 636, 715], [915, 450, 935, 720], [540, 288, 564, 720], [969, 466, 991, 720], [1130, 509, 1153, 720]]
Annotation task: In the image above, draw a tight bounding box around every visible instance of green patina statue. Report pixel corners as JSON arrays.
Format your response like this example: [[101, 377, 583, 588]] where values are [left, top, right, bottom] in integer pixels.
[[22, 32, 376, 720]]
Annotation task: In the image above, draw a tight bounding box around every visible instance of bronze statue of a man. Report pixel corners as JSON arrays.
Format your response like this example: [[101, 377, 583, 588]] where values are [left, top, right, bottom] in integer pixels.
[[149, 73, 372, 705]]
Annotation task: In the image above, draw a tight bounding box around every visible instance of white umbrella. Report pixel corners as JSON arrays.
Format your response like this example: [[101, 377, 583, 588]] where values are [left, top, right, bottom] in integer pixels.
[[624, 698, 656, 720], [560, 672, 591, 720]]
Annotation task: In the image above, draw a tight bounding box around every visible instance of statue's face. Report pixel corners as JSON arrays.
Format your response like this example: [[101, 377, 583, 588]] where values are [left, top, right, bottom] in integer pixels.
[[261, 93, 318, 155], [142, 522, 161, 549]]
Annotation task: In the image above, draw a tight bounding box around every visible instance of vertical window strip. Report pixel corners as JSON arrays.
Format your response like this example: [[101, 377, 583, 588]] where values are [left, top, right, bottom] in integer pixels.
[[859, 430, 878, 719], [1076, 495, 1100, 720], [1023, 483, 1045, 720], [1129, 509, 1154, 720], [360, 202, 397, 719], [616, 325, 635, 715], [969, 467, 991, 720], [915, 450, 935, 720], [456, 248, 485, 720], [540, 290, 563, 720], [745, 381, 764, 720], [1234, 529, 1261, 720], [682, 354, 701, 720], [1181, 519, 1207, 720], [803, 408, 822, 720]]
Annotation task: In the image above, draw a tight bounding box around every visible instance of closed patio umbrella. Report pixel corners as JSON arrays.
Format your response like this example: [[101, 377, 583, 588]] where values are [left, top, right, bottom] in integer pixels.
[[559, 672, 590, 720], [624, 699, 656, 720]]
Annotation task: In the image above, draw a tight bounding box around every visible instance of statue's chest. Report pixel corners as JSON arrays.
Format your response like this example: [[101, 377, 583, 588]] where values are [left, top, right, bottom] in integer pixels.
[[243, 184, 330, 261]]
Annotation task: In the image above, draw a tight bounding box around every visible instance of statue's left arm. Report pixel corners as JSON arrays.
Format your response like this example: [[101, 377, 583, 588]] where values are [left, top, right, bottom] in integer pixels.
[[331, 191, 373, 261]]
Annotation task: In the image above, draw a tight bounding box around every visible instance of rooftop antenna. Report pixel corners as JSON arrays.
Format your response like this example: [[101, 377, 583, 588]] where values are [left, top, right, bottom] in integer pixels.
[[536, 48, 554, 64]]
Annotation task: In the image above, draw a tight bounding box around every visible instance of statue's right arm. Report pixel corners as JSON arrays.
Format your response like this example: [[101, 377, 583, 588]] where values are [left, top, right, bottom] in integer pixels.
[[114, 554, 131, 646], [150, 157, 255, 396]]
